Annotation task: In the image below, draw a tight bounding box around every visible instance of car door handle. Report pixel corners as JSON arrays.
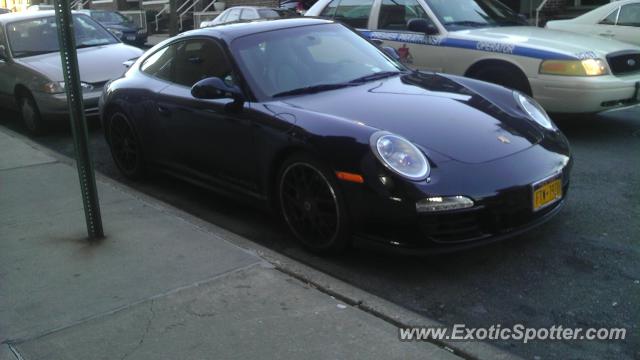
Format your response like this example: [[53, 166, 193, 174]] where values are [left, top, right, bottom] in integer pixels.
[[157, 105, 171, 116]]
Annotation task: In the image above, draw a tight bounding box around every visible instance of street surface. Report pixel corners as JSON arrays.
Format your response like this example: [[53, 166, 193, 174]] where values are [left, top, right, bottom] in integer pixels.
[[2, 107, 638, 360]]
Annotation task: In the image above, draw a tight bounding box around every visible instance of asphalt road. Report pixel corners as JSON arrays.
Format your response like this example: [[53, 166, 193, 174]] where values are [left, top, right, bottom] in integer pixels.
[[2, 107, 639, 360]]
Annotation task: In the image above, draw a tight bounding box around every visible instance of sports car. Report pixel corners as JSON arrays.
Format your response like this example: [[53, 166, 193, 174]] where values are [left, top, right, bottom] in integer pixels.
[[99, 18, 572, 253]]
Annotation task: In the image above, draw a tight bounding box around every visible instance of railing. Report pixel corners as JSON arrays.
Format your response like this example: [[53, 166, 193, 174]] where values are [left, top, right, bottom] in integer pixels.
[[535, 0, 550, 27], [154, 3, 169, 31], [121, 10, 148, 33], [179, 0, 202, 30]]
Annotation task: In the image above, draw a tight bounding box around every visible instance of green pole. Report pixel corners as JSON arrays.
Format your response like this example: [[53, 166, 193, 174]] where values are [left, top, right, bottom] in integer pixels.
[[53, 0, 104, 240]]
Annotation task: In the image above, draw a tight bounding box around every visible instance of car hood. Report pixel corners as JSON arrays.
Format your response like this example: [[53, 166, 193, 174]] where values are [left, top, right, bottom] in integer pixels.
[[277, 73, 544, 164], [454, 26, 640, 58], [15, 43, 143, 83]]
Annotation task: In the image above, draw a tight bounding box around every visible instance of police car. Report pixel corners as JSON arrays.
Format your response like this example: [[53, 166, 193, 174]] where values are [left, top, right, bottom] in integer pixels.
[[306, 0, 640, 114]]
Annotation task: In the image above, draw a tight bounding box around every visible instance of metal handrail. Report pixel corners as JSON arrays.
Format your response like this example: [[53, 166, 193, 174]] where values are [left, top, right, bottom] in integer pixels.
[[179, 0, 202, 30], [535, 0, 550, 27], [155, 4, 169, 31], [201, 0, 217, 13]]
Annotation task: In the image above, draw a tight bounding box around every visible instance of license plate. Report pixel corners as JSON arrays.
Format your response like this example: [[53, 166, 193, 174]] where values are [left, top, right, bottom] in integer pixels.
[[532, 174, 563, 212], [127, 35, 136, 41]]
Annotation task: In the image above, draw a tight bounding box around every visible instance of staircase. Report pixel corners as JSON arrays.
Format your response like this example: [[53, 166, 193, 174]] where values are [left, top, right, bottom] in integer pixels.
[[535, 0, 569, 26]]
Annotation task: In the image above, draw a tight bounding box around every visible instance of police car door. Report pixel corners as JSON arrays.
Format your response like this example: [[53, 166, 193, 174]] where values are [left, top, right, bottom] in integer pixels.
[[370, 0, 443, 71]]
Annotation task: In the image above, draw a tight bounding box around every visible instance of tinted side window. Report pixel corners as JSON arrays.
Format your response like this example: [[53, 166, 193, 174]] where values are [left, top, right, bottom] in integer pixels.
[[378, 0, 431, 31], [600, 8, 619, 25], [173, 39, 233, 87], [333, 0, 373, 28], [618, 4, 640, 27], [140, 44, 176, 81], [320, 0, 340, 18], [225, 8, 242, 23], [241, 9, 260, 20]]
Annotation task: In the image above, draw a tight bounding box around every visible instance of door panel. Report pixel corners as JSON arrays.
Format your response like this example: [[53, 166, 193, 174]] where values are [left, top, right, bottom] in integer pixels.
[[373, 0, 443, 71], [157, 84, 256, 190]]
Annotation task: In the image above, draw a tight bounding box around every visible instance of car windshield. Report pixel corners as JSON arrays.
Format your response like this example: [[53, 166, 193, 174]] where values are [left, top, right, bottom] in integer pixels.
[[231, 23, 404, 99], [90, 11, 130, 24], [426, 0, 526, 30], [6, 15, 118, 58]]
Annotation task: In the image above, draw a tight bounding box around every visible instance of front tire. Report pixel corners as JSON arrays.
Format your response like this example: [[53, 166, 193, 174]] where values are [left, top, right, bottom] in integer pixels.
[[106, 111, 146, 180], [278, 154, 351, 254], [19, 93, 46, 135]]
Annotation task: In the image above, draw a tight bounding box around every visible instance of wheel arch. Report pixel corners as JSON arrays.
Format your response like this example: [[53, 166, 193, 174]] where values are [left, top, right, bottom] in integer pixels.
[[464, 58, 532, 95]]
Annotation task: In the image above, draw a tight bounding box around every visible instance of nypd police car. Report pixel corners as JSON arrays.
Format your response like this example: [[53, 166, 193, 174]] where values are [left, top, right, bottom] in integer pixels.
[[306, 0, 640, 114]]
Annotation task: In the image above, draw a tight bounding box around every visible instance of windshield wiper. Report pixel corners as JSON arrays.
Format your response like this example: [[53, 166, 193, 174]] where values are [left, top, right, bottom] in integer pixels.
[[76, 42, 112, 49], [348, 71, 403, 84], [272, 83, 359, 98], [444, 20, 488, 28]]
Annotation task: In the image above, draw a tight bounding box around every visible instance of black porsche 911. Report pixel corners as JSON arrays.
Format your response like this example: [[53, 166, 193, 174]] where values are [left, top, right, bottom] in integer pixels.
[[99, 18, 572, 254]]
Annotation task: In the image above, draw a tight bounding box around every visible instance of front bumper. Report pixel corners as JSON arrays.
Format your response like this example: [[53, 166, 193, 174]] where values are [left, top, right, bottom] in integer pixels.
[[33, 89, 103, 118], [120, 32, 147, 46], [342, 142, 572, 253], [530, 73, 640, 114]]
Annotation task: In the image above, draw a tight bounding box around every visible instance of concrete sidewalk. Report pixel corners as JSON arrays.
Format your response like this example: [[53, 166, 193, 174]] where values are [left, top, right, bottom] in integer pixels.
[[0, 126, 474, 359]]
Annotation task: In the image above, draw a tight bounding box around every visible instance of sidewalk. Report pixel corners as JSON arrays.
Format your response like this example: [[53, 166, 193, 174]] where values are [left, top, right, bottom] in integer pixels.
[[0, 127, 517, 360]]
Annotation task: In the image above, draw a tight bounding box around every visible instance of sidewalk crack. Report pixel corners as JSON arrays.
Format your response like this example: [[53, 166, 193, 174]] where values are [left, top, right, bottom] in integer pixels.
[[120, 299, 155, 360]]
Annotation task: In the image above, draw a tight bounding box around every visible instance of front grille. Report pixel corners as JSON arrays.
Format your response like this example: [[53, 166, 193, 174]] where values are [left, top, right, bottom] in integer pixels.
[[607, 51, 640, 75], [419, 184, 567, 243]]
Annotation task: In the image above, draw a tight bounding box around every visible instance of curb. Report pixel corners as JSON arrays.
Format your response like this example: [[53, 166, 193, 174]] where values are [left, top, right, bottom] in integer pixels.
[[0, 125, 523, 360]]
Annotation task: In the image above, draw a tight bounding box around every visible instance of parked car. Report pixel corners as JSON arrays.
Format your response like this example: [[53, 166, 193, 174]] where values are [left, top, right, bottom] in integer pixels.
[[200, 6, 297, 28], [306, 0, 640, 114], [78, 10, 147, 46], [0, 8, 10, 14], [100, 18, 572, 254], [0, 11, 143, 134], [547, 0, 640, 47]]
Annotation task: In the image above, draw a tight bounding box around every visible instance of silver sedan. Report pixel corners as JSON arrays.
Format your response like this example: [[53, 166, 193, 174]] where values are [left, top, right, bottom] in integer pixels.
[[0, 11, 143, 134]]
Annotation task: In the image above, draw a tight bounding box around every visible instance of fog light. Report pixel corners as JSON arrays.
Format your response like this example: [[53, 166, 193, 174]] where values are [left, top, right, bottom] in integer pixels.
[[416, 196, 474, 213]]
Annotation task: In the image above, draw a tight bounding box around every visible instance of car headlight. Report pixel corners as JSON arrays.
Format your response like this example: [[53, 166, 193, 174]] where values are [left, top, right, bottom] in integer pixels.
[[109, 28, 123, 38], [41, 81, 66, 94], [370, 132, 430, 181], [539, 59, 608, 76], [41, 81, 94, 94], [514, 92, 555, 130]]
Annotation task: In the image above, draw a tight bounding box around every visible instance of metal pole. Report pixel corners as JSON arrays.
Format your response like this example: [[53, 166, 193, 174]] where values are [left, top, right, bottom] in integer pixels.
[[53, 0, 104, 240], [169, 0, 178, 36]]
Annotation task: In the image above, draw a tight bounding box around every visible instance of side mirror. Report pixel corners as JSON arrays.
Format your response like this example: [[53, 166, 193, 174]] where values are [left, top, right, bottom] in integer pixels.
[[382, 46, 400, 61], [407, 19, 438, 35], [191, 77, 244, 103]]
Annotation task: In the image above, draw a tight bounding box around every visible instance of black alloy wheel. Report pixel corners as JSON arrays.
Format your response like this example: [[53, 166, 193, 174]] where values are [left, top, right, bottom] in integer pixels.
[[279, 155, 350, 253], [107, 112, 145, 179]]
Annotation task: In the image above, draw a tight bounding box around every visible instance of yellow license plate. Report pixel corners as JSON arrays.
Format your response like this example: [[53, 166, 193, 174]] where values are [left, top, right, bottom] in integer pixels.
[[532, 175, 563, 211]]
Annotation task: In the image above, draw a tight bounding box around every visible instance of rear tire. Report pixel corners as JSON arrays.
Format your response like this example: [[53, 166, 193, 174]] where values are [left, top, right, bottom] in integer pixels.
[[106, 111, 146, 180], [278, 154, 351, 254], [19, 93, 46, 135], [468, 64, 532, 96]]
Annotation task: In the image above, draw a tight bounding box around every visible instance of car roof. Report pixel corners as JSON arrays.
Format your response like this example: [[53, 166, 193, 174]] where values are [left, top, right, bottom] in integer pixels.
[[0, 10, 83, 24], [185, 17, 332, 42]]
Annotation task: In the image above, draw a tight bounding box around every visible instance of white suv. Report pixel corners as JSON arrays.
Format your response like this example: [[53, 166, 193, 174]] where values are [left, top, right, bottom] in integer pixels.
[[306, 0, 640, 114]]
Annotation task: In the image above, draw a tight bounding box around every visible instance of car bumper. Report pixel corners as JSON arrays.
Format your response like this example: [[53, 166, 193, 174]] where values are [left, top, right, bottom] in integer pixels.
[[33, 89, 103, 118], [530, 73, 640, 114], [121, 33, 147, 46], [343, 142, 572, 253]]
